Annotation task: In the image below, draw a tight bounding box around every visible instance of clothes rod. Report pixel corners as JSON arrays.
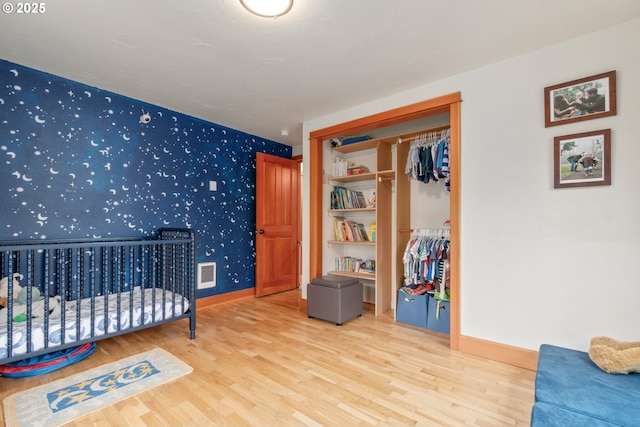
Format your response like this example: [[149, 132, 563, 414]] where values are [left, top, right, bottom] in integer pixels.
[[397, 124, 451, 144], [399, 220, 450, 233], [399, 228, 449, 233]]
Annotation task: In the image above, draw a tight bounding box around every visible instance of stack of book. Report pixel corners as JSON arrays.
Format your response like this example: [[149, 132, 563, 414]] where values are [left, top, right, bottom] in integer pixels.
[[347, 163, 370, 175], [332, 158, 348, 177], [330, 186, 368, 209], [334, 257, 376, 274], [332, 158, 370, 177], [332, 217, 370, 242]]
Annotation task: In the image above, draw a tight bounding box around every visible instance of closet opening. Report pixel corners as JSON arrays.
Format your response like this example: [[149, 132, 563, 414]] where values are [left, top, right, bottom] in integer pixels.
[[308, 92, 461, 350]]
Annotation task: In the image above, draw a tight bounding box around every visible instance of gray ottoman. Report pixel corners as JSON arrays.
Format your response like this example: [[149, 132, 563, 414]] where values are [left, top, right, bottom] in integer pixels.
[[307, 275, 363, 326]]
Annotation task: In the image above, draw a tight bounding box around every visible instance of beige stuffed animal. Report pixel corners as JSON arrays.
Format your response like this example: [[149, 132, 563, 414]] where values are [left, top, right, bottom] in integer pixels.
[[589, 336, 640, 374], [0, 273, 23, 300]]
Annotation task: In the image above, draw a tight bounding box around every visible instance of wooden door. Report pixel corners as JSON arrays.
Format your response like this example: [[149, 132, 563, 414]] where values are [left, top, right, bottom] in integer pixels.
[[255, 152, 299, 297]]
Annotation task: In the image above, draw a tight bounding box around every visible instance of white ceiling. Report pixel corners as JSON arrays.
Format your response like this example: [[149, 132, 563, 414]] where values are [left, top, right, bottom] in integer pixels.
[[2, 1, 640, 146]]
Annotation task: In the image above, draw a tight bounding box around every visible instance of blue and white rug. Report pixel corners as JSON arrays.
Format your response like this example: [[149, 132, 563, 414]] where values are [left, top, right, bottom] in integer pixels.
[[3, 348, 192, 427]]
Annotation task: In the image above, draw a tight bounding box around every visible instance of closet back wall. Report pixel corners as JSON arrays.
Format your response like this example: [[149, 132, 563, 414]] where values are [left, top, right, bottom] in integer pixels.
[[0, 59, 291, 298]]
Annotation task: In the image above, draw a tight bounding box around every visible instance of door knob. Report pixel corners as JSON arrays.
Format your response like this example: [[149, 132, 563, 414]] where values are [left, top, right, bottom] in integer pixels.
[[256, 229, 265, 234]]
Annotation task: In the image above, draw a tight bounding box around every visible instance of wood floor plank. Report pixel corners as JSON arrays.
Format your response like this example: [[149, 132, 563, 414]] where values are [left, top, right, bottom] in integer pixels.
[[0, 289, 536, 426]]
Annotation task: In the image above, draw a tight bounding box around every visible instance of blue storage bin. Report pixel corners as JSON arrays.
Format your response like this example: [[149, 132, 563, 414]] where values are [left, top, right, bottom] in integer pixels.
[[396, 290, 428, 328], [426, 295, 450, 334]]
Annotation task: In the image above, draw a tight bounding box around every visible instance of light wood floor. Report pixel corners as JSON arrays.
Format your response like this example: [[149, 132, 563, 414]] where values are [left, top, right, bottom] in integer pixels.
[[0, 290, 536, 426]]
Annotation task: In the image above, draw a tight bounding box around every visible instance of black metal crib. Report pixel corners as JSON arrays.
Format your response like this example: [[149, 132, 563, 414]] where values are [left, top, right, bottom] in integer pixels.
[[0, 228, 196, 365]]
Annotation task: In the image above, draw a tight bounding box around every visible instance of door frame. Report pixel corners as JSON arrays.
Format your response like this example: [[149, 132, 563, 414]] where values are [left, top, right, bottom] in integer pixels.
[[293, 154, 303, 287], [308, 92, 462, 350]]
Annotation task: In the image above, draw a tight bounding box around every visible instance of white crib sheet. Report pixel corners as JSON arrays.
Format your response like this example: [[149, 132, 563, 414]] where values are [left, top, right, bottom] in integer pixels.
[[0, 288, 190, 360]]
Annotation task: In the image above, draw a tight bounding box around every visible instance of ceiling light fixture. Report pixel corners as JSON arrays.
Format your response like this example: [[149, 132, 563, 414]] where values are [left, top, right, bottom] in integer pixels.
[[239, 0, 293, 18]]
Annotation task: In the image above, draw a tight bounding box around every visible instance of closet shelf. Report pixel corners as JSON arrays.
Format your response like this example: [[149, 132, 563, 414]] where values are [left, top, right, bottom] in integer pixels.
[[327, 240, 375, 246], [329, 208, 376, 213], [332, 139, 389, 154], [329, 172, 377, 183], [329, 169, 395, 183], [332, 124, 450, 154], [328, 270, 376, 281]]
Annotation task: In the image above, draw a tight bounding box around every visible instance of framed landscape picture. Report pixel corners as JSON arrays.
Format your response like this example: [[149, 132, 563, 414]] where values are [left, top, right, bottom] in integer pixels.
[[554, 129, 611, 189], [544, 71, 616, 127]]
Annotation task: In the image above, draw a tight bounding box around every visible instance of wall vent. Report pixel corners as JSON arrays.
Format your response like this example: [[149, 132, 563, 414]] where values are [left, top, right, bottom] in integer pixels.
[[197, 262, 216, 289]]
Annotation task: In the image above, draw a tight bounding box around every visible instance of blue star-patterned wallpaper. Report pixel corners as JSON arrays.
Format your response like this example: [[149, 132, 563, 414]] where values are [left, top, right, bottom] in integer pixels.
[[0, 59, 291, 298]]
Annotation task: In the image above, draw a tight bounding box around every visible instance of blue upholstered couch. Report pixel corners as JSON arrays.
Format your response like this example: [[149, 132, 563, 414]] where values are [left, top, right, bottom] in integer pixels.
[[531, 344, 640, 426]]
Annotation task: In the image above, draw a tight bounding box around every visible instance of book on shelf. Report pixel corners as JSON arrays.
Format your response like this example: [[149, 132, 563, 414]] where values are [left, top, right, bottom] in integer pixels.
[[359, 259, 375, 274], [334, 256, 355, 272], [356, 223, 369, 241], [332, 157, 345, 177], [331, 186, 371, 209], [346, 164, 370, 175], [331, 156, 370, 177], [367, 190, 376, 208], [338, 218, 356, 241], [349, 221, 360, 241], [369, 222, 376, 242], [332, 217, 370, 242], [332, 216, 345, 241], [341, 220, 354, 241], [334, 257, 375, 274]]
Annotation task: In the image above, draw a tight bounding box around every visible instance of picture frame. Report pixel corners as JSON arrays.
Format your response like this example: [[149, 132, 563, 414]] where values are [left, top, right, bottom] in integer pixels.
[[554, 129, 611, 189], [544, 70, 616, 127]]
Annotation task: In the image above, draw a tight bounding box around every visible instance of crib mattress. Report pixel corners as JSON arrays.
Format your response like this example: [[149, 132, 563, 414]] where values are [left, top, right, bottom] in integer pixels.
[[0, 288, 189, 360]]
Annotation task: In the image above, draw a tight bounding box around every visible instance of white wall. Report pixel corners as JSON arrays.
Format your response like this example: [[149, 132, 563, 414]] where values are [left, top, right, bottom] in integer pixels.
[[302, 18, 640, 353]]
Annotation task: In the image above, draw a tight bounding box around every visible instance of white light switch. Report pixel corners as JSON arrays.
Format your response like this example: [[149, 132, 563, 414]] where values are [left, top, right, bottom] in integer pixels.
[[209, 181, 217, 191]]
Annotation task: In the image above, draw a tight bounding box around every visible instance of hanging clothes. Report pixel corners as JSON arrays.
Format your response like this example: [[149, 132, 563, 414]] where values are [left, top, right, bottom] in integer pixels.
[[400, 229, 450, 300], [405, 129, 451, 190]]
